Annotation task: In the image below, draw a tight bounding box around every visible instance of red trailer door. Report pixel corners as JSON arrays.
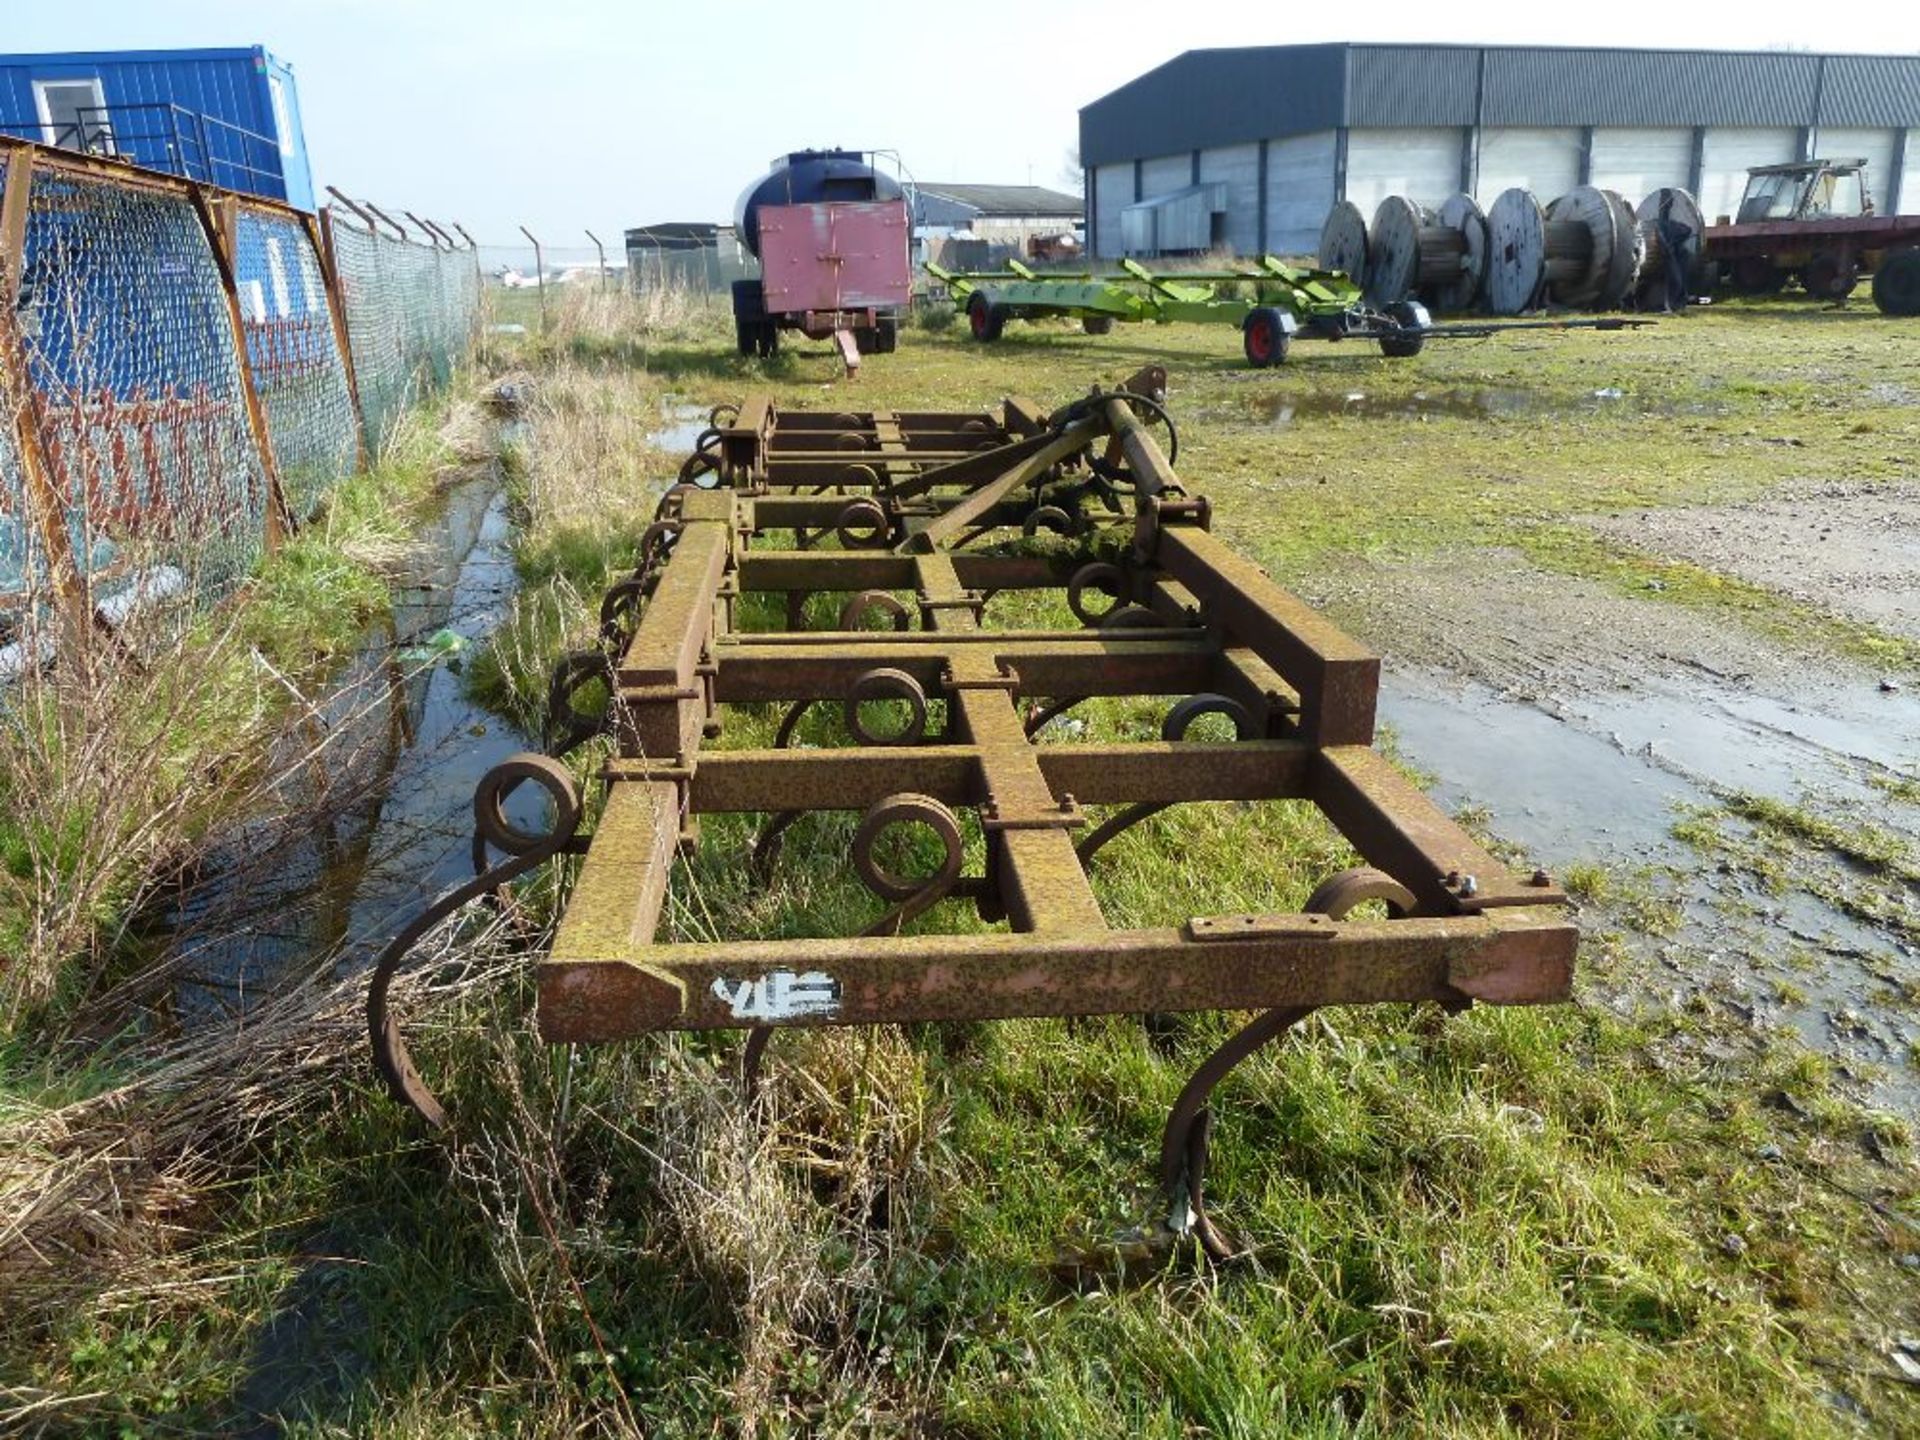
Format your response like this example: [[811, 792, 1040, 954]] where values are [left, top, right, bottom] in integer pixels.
[[756, 200, 911, 316]]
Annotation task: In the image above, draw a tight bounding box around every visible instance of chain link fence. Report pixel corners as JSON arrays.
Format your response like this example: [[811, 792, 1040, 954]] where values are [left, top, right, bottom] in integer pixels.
[[0, 142, 478, 622], [234, 204, 359, 520], [330, 217, 479, 456], [12, 165, 268, 599]]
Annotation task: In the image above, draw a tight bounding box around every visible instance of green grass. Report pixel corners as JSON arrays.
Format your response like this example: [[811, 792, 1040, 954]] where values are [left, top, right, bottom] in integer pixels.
[[7, 305, 1920, 1435]]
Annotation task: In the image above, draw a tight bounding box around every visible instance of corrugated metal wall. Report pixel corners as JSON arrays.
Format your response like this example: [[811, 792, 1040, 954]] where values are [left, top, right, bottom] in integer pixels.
[[1198, 143, 1260, 255], [1346, 127, 1461, 213], [1266, 130, 1336, 256], [1478, 128, 1583, 203], [1817, 127, 1899, 210], [1588, 128, 1694, 198], [1139, 153, 1191, 202], [1699, 128, 1801, 221], [1476, 47, 1817, 127], [1093, 163, 1130, 256], [1080, 44, 1346, 168]]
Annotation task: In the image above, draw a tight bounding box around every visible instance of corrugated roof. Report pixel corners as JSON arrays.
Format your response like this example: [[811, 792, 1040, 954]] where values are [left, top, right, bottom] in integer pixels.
[[912, 184, 1083, 216], [1081, 43, 1920, 166]]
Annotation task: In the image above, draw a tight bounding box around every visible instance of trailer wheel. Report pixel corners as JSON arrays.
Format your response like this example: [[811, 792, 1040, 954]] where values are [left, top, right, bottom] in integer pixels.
[[874, 315, 899, 353], [1871, 247, 1920, 317], [1730, 256, 1787, 296], [755, 323, 779, 359], [967, 293, 1006, 342], [1800, 253, 1859, 301], [1241, 307, 1290, 367], [1081, 315, 1115, 335], [735, 319, 758, 357], [1377, 301, 1428, 359]]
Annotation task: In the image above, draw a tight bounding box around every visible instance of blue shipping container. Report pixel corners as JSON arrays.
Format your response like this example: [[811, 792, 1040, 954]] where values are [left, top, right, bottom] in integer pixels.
[[0, 44, 314, 210]]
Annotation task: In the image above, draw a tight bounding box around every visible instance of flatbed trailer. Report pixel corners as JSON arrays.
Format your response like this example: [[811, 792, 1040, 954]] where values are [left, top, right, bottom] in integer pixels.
[[927, 256, 1434, 366], [1704, 159, 1920, 314], [926, 258, 1653, 366]]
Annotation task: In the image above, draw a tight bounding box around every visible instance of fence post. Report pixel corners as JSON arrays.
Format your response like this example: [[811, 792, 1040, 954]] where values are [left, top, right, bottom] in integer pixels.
[[188, 184, 292, 546], [308, 207, 370, 472], [585, 228, 607, 287], [519, 225, 546, 331], [0, 143, 84, 607]]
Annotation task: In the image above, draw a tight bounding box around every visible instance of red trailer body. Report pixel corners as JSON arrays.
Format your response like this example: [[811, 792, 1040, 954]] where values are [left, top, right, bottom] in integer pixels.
[[756, 200, 911, 315]]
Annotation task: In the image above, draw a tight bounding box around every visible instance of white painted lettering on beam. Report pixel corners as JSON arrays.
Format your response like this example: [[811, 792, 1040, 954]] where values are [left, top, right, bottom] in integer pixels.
[[712, 971, 841, 1021]]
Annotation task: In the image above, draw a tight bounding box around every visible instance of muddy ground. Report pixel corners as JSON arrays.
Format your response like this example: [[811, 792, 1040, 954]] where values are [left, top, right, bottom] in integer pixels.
[[1312, 543, 1918, 1104], [1588, 479, 1920, 643]]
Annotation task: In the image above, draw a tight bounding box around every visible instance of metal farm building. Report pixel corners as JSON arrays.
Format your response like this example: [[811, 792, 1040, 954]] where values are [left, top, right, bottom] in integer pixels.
[[1080, 43, 1920, 259]]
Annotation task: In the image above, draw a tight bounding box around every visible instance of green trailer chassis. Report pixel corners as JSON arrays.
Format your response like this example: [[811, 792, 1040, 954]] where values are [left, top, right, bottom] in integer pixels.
[[926, 257, 1650, 367]]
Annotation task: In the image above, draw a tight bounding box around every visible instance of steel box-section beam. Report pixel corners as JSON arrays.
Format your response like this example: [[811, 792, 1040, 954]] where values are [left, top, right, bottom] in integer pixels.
[[1312, 746, 1567, 918], [614, 509, 731, 755], [548, 780, 681, 959], [537, 908, 1577, 1041], [604, 740, 1318, 815], [710, 636, 1215, 707], [1154, 525, 1379, 747], [735, 552, 1066, 594]]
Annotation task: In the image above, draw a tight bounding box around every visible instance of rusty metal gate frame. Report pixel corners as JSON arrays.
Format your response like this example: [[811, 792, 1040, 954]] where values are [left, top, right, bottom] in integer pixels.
[[367, 372, 1576, 1258]]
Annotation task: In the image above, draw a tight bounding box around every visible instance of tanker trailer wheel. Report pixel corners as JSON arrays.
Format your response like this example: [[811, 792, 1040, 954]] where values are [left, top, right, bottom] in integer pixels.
[[874, 315, 899, 353], [1871, 247, 1920, 317], [967, 293, 1007, 342], [1730, 256, 1788, 296], [1800, 252, 1859, 301], [1081, 315, 1115, 335], [1377, 300, 1430, 358], [1241, 306, 1291, 367]]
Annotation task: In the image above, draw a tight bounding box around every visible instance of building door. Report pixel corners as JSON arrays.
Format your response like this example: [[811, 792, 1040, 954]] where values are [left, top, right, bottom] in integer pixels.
[[33, 78, 111, 153]]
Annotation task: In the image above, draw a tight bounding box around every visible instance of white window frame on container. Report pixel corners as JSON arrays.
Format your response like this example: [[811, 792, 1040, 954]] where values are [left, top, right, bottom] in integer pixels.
[[268, 75, 295, 157], [32, 77, 111, 152]]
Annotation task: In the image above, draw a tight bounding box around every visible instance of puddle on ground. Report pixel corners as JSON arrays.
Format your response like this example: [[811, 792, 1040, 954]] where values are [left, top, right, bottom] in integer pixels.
[[649, 397, 711, 453], [162, 472, 542, 1017], [1381, 667, 1918, 1108], [1249, 385, 1682, 427]]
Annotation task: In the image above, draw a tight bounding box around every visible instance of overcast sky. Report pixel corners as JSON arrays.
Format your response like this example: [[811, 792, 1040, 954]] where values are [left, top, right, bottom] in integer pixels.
[[7, 1, 1917, 257]]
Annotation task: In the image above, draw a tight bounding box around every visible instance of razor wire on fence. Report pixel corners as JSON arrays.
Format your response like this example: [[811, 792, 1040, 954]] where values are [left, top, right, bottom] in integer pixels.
[[330, 217, 479, 456], [0, 139, 478, 627]]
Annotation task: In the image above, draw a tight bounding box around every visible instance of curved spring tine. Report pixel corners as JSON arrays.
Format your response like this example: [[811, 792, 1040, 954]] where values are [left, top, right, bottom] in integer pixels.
[[742, 1026, 774, 1101], [772, 698, 814, 749], [749, 810, 801, 887], [1023, 695, 1085, 737], [368, 842, 572, 1128], [1158, 1005, 1317, 1261], [749, 700, 817, 882], [370, 756, 582, 1128], [1075, 801, 1170, 864], [859, 869, 956, 938]]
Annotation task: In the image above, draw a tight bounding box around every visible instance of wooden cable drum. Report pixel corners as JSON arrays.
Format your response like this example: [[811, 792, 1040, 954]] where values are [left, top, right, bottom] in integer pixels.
[[1486, 188, 1546, 315], [1634, 187, 1706, 304], [1366, 194, 1491, 312], [1363, 196, 1422, 304], [1434, 193, 1489, 312], [1542, 185, 1640, 309], [1317, 199, 1369, 288], [1601, 189, 1645, 309]]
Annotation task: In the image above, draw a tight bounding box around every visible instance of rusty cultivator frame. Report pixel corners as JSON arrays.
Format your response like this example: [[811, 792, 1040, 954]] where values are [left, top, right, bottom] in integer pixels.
[[368, 368, 1577, 1257]]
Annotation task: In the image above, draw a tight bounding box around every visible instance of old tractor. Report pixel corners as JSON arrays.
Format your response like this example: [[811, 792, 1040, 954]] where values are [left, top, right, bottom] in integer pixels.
[[1710, 158, 1920, 314]]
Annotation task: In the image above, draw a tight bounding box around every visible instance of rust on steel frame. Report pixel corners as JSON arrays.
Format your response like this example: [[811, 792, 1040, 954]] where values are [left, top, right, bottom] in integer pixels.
[[367, 369, 1576, 1258]]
